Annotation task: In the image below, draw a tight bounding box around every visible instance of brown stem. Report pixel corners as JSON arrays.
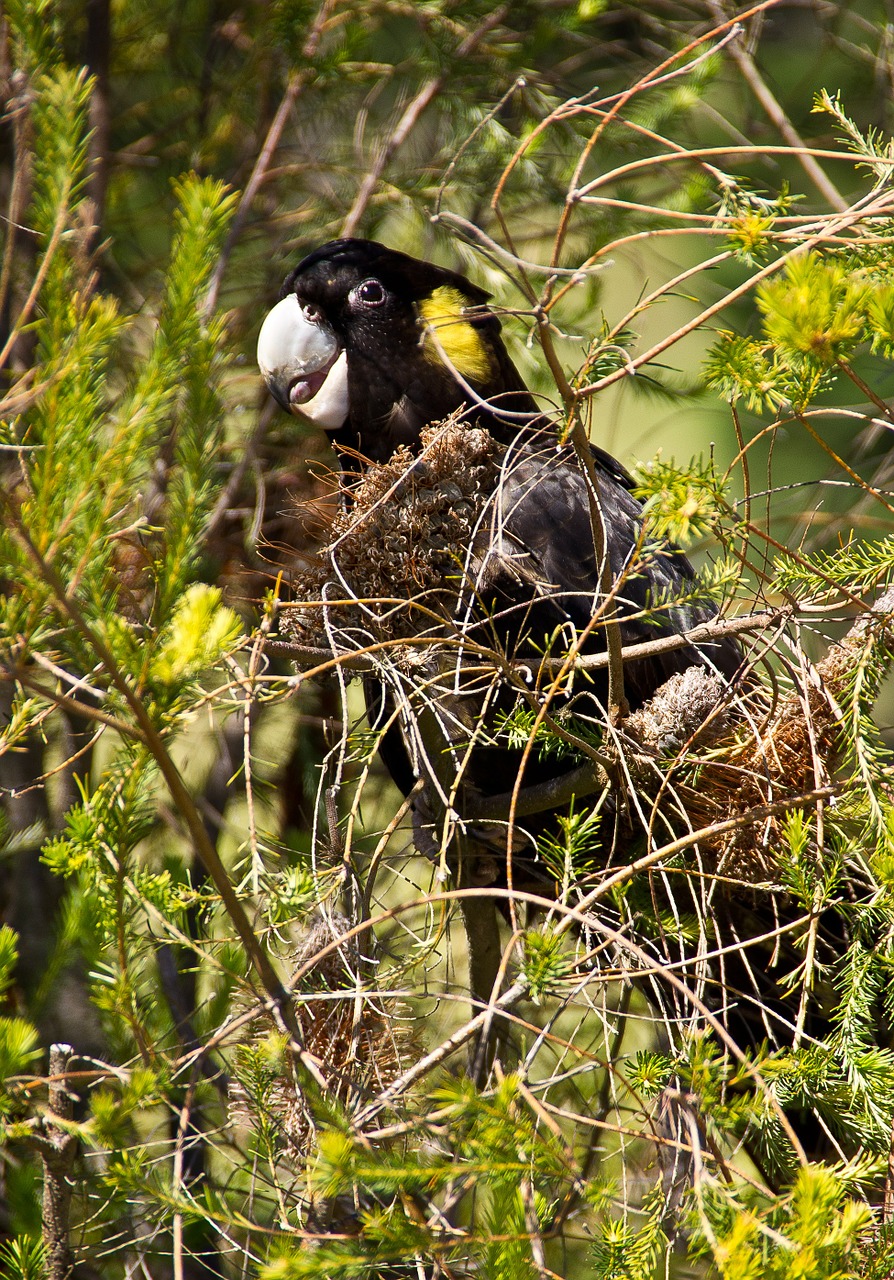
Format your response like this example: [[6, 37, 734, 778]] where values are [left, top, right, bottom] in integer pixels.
[[42, 1044, 77, 1280], [341, 77, 443, 238], [340, 883, 806, 1161], [0, 176, 72, 369], [835, 356, 894, 421], [574, 186, 894, 402], [351, 979, 528, 1129], [795, 407, 894, 515], [340, 7, 508, 238], [3, 504, 298, 1037], [204, 399, 277, 539], [265, 605, 784, 676], [566, 416, 628, 723], [542, 3, 774, 295], [528, 310, 627, 722], [203, 73, 306, 315], [708, 0, 847, 212], [203, 0, 343, 312], [742, 517, 871, 611], [84, 0, 111, 256], [6, 667, 150, 740], [0, 71, 32, 349], [730, 401, 752, 539]]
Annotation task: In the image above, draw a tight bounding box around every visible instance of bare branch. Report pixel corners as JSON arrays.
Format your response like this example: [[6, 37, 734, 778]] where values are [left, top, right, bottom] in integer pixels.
[[340, 7, 509, 238], [708, 0, 847, 211], [41, 1044, 77, 1280]]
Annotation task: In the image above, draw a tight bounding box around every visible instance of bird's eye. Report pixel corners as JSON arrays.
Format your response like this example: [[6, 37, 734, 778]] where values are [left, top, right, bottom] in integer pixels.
[[301, 302, 323, 324], [353, 279, 386, 308]]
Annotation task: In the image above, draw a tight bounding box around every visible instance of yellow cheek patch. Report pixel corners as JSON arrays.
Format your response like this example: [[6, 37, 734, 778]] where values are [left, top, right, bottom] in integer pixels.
[[418, 286, 492, 383]]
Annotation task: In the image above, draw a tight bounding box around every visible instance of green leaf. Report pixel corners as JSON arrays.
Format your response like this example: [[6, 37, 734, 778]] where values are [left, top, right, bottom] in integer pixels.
[[521, 927, 575, 1003], [757, 252, 870, 365], [0, 1236, 48, 1280], [633, 454, 730, 545], [0, 1017, 41, 1082], [0, 927, 20, 999]]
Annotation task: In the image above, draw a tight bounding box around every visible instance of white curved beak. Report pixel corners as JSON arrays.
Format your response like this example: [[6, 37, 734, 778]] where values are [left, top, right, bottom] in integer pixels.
[[257, 295, 350, 430]]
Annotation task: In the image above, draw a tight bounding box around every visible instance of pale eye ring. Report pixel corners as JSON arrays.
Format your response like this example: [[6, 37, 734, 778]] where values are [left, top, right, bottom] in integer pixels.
[[353, 278, 386, 308]]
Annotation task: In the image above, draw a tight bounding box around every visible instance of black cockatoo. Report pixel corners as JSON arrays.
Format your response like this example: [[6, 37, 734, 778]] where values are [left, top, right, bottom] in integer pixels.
[[256, 239, 744, 835], [255, 233, 752, 981], [255, 240, 884, 1186], [256, 237, 741, 705]]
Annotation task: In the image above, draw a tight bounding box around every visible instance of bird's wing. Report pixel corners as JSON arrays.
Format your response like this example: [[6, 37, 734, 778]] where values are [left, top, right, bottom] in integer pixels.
[[466, 442, 741, 708]]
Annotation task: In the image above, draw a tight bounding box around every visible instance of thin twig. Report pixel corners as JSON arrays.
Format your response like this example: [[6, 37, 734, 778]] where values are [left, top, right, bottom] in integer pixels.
[[576, 186, 894, 401], [41, 1044, 77, 1280], [203, 0, 335, 313], [2, 503, 305, 1044], [264, 606, 784, 676], [0, 71, 32, 338], [340, 7, 509, 238], [331, 885, 806, 1161], [204, 74, 305, 314], [0, 155, 75, 369], [708, 0, 847, 211]]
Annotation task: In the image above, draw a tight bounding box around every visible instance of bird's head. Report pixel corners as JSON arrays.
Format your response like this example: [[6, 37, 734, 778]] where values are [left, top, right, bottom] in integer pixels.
[[257, 238, 536, 462]]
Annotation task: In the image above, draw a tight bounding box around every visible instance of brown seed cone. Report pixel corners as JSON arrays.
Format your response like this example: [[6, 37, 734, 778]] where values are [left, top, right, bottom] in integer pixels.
[[229, 914, 414, 1160], [282, 418, 504, 648], [619, 591, 894, 884]]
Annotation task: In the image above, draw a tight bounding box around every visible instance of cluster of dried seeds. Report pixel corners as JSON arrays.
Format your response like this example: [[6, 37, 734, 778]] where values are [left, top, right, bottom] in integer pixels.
[[229, 915, 412, 1159], [648, 613, 892, 883], [282, 421, 504, 646]]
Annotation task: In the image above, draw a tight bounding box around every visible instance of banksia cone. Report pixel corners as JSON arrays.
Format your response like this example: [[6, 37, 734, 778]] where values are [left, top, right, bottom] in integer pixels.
[[229, 914, 412, 1160], [283, 420, 503, 646]]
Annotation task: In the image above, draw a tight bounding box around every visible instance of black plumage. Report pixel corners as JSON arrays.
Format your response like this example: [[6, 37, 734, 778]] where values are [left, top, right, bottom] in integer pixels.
[[257, 238, 747, 843]]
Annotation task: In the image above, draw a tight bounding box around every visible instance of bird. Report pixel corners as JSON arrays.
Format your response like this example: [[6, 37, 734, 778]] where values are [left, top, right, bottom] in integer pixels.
[[256, 236, 742, 703], [257, 239, 878, 1185], [256, 240, 751, 949], [256, 239, 745, 847]]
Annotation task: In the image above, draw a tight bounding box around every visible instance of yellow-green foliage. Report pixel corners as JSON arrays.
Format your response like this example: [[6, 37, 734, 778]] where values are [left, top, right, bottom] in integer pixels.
[[696, 1166, 872, 1280], [634, 455, 730, 545], [757, 252, 870, 364], [150, 584, 242, 686]]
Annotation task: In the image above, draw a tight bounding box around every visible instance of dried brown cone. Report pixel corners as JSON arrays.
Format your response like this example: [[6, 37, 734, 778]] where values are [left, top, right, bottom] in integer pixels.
[[281, 418, 504, 648], [622, 587, 894, 882], [229, 914, 414, 1160]]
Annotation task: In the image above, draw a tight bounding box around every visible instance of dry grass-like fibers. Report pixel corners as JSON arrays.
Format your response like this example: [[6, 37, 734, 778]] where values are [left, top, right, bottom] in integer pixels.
[[230, 915, 412, 1159]]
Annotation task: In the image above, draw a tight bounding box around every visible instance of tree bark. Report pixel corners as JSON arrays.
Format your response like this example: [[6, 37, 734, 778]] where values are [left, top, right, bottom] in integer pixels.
[[42, 1044, 77, 1280]]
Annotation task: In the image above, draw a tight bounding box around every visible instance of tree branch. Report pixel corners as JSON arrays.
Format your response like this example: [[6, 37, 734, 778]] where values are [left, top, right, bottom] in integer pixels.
[[340, 7, 508, 238], [708, 0, 847, 212], [41, 1044, 77, 1280]]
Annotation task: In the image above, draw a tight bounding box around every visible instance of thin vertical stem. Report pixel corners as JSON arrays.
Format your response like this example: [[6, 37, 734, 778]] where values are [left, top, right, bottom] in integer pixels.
[[42, 1044, 77, 1280]]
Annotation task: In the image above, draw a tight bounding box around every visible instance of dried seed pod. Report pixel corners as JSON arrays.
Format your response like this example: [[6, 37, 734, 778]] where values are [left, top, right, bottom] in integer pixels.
[[283, 419, 504, 647], [229, 914, 414, 1161]]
